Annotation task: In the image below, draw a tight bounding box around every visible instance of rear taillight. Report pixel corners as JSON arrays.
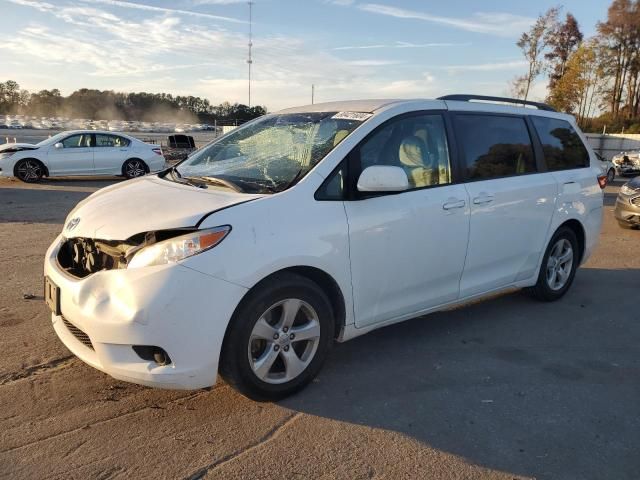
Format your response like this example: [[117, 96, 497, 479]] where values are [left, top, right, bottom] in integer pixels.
[[152, 148, 163, 156], [597, 174, 607, 189]]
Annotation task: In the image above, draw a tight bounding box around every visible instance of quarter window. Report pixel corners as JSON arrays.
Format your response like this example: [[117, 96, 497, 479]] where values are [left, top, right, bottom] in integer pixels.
[[454, 115, 536, 180], [358, 114, 452, 189], [531, 116, 589, 170]]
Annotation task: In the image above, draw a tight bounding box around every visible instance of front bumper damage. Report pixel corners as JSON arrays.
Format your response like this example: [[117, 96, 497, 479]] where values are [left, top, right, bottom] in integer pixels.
[[44, 235, 248, 389]]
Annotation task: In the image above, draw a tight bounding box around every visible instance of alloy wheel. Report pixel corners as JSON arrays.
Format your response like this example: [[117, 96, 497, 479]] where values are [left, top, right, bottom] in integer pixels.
[[546, 238, 574, 291], [248, 298, 321, 384], [125, 160, 145, 178], [16, 160, 42, 182]]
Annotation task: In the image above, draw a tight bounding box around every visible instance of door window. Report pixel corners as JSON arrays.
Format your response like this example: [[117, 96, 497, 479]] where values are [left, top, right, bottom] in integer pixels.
[[530, 116, 589, 170], [95, 134, 130, 147], [61, 134, 92, 148], [454, 115, 536, 180], [358, 114, 452, 189]]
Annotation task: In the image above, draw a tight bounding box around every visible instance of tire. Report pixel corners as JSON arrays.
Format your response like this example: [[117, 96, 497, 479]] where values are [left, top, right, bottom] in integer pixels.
[[220, 272, 335, 401], [122, 158, 148, 179], [607, 168, 615, 183], [14, 159, 44, 183], [527, 227, 579, 302]]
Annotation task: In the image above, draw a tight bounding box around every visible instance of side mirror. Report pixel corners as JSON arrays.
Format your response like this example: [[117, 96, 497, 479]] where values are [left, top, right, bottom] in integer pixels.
[[357, 166, 409, 193], [54, 142, 63, 149]]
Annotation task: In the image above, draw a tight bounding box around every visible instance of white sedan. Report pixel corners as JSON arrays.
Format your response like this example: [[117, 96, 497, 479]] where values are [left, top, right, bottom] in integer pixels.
[[0, 130, 165, 182]]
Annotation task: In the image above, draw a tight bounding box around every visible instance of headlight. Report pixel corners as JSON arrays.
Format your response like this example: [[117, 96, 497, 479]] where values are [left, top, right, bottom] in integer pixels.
[[620, 184, 638, 196], [128, 226, 231, 269]]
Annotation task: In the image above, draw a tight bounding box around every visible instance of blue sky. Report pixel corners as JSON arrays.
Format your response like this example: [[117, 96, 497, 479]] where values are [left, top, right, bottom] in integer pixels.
[[1, 0, 610, 110]]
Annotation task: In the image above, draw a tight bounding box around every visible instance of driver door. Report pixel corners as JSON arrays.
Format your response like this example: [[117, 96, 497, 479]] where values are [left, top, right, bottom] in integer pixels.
[[344, 112, 470, 328]]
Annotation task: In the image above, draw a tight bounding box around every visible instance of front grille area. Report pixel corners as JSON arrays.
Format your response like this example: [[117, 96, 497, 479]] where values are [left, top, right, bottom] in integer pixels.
[[62, 316, 94, 350], [631, 196, 640, 206]]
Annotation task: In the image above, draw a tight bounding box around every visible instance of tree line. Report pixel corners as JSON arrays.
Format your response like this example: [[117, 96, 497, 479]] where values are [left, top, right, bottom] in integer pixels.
[[0, 80, 267, 125], [513, 0, 640, 132]]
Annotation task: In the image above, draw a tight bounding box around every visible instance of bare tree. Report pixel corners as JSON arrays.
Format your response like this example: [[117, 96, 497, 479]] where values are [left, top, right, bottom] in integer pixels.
[[516, 7, 560, 100]]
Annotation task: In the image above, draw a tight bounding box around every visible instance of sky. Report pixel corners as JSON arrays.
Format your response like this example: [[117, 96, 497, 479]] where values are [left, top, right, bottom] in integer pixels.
[[0, 0, 611, 111]]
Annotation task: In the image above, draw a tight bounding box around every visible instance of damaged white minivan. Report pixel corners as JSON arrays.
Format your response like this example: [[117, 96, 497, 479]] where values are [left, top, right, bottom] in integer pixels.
[[45, 96, 604, 400]]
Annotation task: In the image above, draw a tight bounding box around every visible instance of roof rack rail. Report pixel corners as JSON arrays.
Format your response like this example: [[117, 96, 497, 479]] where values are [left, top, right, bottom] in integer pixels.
[[437, 94, 556, 112]]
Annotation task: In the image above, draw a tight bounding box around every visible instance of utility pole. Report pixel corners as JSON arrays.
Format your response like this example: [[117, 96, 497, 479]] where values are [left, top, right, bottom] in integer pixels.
[[247, 1, 254, 108], [311, 84, 315, 104]]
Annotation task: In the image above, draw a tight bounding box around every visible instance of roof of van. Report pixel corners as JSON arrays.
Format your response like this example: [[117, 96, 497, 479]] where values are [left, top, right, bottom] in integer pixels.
[[275, 98, 575, 122]]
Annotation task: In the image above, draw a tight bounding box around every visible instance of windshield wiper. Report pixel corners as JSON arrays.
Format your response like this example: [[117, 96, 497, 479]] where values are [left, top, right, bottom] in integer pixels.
[[185, 176, 244, 193], [167, 167, 205, 188], [277, 168, 305, 192]]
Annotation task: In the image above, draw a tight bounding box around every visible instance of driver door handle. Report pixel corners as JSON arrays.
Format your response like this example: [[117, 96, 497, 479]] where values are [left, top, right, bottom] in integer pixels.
[[473, 194, 494, 205]]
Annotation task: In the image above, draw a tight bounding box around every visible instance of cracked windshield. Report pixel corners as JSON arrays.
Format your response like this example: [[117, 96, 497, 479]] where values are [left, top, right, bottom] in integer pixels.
[[175, 112, 364, 193]]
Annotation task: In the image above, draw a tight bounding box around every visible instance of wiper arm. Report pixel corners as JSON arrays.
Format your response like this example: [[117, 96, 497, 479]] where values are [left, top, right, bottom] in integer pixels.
[[168, 167, 205, 189], [277, 168, 305, 192], [186, 176, 244, 193]]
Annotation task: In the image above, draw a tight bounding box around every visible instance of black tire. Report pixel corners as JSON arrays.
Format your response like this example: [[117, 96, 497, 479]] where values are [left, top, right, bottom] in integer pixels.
[[607, 168, 615, 183], [527, 227, 579, 302], [220, 272, 335, 401], [14, 159, 44, 183], [122, 158, 148, 179]]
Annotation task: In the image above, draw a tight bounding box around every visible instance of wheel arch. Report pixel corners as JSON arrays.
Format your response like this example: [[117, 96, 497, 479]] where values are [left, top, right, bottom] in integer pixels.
[[228, 265, 347, 341], [557, 218, 586, 264]]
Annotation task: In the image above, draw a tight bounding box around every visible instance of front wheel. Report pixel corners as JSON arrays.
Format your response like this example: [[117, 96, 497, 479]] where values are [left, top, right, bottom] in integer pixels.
[[220, 273, 334, 401], [527, 227, 579, 301], [122, 159, 147, 179], [14, 159, 44, 183]]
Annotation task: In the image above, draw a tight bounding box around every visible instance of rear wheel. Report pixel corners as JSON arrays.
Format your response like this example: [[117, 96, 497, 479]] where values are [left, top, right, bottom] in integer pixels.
[[14, 159, 44, 183], [220, 273, 334, 401], [527, 227, 579, 301], [122, 159, 147, 179]]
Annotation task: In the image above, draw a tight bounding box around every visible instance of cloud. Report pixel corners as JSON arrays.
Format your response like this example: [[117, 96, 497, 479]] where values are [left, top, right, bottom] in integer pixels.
[[333, 41, 471, 50], [77, 0, 245, 23], [346, 59, 403, 66], [437, 61, 528, 72], [358, 3, 533, 36]]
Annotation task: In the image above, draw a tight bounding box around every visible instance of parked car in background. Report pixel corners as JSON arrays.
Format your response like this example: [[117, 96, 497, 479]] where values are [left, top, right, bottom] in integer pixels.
[[596, 152, 616, 183], [612, 150, 640, 176], [44, 95, 604, 401], [614, 177, 640, 229], [0, 130, 165, 182], [163, 134, 196, 163]]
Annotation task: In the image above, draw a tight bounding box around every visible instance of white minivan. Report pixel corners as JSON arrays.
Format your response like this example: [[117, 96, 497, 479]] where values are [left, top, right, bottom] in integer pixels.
[[44, 96, 605, 400]]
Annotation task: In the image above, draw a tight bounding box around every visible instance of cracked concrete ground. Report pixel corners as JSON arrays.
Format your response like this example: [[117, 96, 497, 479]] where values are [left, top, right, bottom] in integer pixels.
[[0, 176, 639, 480]]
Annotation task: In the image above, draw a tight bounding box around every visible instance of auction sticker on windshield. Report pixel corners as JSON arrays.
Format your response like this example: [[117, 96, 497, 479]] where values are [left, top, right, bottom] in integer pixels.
[[331, 112, 373, 121]]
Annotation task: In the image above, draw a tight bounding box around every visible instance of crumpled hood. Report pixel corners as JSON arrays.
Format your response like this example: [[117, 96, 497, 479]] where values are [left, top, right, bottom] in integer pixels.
[[63, 175, 263, 240], [0, 143, 38, 153]]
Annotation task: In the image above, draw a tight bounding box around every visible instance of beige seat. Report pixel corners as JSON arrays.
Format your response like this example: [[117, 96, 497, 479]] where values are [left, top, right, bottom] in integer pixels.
[[333, 129, 349, 147], [398, 136, 439, 188]]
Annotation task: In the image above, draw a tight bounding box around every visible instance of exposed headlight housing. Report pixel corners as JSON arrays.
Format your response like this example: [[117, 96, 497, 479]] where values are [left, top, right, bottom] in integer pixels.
[[128, 226, 231, 268]]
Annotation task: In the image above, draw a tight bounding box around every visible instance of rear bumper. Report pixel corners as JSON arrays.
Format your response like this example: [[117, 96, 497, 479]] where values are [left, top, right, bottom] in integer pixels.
[[45, 235, 248, 389]]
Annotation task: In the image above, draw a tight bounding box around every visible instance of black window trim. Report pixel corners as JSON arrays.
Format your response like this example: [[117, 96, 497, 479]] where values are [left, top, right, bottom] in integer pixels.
[[450, 111, 543, 184], [315, 109, 461, 201]]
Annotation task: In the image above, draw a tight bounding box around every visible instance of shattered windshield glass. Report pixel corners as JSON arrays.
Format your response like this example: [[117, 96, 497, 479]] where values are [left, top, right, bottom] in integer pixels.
[[174, 112, 365, 194]]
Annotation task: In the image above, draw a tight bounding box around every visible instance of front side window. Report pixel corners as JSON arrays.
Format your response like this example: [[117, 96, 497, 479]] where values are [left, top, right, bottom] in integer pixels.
[[62, 134, 92, 148], [454, 115, 536, 180], [175, 112, 365, 194], [531, 116, 589, 170], [358, 113, 451, 189]]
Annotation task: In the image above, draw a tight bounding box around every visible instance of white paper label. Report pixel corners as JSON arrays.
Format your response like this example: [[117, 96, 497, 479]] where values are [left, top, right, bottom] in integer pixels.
[[331, 112, 373, 121]]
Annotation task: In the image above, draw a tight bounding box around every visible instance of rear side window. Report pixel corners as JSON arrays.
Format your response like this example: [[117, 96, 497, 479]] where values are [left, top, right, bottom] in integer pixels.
[[530, 116, 589, 170], [454, 115, 536, 180]]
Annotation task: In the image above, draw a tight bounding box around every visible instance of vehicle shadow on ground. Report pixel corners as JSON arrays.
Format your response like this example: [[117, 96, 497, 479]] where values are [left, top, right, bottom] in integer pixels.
[[282, 267, 640, 480]]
